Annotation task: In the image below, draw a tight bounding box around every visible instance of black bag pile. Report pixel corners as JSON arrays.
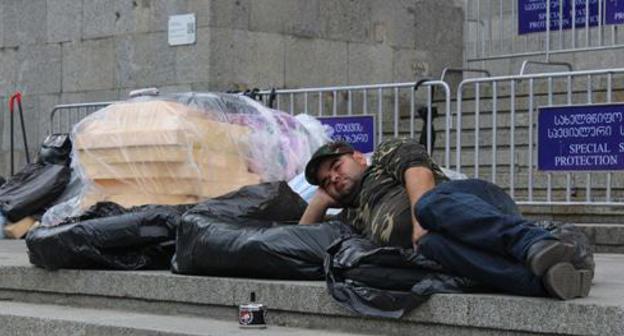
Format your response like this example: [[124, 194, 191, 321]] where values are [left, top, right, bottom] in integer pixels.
[[325, 221, 595, 319], [26, 202, 191, 270], [172, 181, 353, 280], [0, 134, 73, 222]]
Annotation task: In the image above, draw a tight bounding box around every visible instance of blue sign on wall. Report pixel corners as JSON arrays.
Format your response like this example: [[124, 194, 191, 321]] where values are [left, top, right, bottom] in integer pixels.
[[317, 115, 376, 153], [538, 104, 624, 171], [606, 0, 624, 24], [518, 0, 600, 35]]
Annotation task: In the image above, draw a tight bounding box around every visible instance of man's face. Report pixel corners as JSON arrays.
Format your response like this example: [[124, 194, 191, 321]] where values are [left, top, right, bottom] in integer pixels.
[[316, 152, 368, 203]]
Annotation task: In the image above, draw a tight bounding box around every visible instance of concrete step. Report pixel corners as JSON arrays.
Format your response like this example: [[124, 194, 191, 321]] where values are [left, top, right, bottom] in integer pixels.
[[575, 224, 624, 254], [520, 204, 624, 224], [0, 301, 364, 336], [0, 242, 623, 336]]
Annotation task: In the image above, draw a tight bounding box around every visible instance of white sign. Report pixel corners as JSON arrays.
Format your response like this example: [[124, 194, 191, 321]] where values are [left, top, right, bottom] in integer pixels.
[[168, 14, 196, 46]]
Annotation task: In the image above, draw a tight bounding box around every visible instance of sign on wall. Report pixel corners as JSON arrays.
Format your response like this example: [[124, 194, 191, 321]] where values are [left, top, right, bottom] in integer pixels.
[[605, 0, 624, 24], [168, 14, 196, 46], [317, 115, 376, 153], [538, 103, 624, 171], [518, 0, 601, 35]]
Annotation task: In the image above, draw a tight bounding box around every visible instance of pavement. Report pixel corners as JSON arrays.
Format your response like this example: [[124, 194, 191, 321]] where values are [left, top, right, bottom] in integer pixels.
[[0, 240, 623, 335]]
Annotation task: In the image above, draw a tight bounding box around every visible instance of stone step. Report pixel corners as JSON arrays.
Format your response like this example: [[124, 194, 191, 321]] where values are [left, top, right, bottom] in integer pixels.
[[575, 224, 624, 254], [520, 204, 624, 224], [0, 301, 365, 336], [0, 241, 622, 336]]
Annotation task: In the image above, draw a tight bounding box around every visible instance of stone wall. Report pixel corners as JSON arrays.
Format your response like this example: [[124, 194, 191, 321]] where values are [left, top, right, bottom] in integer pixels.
[[0, 0, 465, 177]]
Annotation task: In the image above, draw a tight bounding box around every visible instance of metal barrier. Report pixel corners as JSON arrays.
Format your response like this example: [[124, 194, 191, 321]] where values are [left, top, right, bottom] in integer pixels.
[[466, 0, 624, 61], [456, 66, 624, 205], [257, 80, 453, 169], [49, 102, 114, 134]]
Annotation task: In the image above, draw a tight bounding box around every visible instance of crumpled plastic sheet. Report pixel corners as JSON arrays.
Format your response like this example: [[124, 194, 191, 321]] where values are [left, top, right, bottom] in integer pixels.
[[41, 93, 329, 226]]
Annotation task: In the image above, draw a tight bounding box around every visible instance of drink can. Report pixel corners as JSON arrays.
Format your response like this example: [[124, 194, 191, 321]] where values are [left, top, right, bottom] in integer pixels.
[[238, 303, 267, 328]]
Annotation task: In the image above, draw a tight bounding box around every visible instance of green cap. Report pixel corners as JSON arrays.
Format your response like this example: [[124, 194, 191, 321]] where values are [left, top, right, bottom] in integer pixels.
[[305, 141, 355, 185]]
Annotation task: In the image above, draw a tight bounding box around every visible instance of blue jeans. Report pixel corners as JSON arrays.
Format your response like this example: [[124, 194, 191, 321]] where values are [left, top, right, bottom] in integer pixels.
[[415, 179, 552, 296]]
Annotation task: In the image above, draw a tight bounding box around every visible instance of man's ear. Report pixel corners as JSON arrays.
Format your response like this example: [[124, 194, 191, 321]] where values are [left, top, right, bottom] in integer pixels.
[[351, 151, 368, 166]]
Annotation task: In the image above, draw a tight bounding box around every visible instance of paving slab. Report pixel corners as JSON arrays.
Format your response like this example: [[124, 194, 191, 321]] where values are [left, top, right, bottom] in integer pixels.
[[0, 240, 622, 335]]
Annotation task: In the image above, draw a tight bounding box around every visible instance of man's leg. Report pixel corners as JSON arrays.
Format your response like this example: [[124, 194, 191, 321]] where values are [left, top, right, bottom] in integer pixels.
[[415, 179, 553, 262], [418, 233, 547, 297]]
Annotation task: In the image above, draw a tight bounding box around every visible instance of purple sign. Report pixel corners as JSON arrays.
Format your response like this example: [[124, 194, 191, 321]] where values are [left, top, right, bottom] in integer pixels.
[[518, 0, 600, 35], [538, 104, 624, 171], [606, 0, 624, 24], [317, 115, 376, 153]]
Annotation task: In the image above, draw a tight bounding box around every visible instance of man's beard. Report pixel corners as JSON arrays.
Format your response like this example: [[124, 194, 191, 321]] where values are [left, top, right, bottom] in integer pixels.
[[334, 174, 364, 207]]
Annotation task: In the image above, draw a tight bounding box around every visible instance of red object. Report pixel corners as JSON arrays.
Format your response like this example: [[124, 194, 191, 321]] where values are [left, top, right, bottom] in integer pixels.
[[9, 92, 22, 113]]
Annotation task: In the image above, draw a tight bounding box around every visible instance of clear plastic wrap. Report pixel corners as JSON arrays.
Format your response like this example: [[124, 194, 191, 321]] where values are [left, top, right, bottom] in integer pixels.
[[45, 93, 328, 223]]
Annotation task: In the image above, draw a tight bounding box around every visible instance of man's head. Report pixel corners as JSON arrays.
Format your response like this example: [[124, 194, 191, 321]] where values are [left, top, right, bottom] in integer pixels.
[[305, 141, 368, 203]]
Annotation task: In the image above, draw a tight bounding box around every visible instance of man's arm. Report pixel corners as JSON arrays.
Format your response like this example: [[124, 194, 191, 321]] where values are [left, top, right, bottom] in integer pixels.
[[404, 166, 435, 244], [299, 189, 337, 224]]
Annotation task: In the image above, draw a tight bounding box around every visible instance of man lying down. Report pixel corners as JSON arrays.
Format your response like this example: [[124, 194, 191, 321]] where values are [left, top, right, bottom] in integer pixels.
[[299, 138, 592, 300]]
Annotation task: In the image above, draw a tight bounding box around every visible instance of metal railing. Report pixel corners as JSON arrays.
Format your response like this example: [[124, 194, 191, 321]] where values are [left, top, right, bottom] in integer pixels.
[[256, 80, 453, 168], [456, 66, 624, 205], [49, 102, 114, 134], [466, 0, 624, 61]]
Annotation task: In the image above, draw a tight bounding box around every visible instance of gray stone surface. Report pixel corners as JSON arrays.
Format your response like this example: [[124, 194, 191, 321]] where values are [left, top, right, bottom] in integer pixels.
[[47, 0, 83, 43], [2, 0, 47, 47], [202, 0, 249, 30], [16, 45, 62, 95], [0, 301, 367, 336], [284, 37, 348, 87], [250, 0, 320, 38], [347, 43, 393, 84], [82, 0, 151, 39], [62, 39, 116, 92], [0, 241, 622, 335], [319, 0, 371, 44], [115, 32, 177, 88], [208, 28, 285, 90], [0, 48, 17, 97]]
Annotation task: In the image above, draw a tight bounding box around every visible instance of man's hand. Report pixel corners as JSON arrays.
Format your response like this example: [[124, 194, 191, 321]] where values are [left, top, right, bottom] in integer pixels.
[[299, 189, 338, 224]]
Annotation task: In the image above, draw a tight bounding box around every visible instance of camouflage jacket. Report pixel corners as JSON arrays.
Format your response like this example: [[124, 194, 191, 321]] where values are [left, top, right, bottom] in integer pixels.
[[339, 138, 448, 248]]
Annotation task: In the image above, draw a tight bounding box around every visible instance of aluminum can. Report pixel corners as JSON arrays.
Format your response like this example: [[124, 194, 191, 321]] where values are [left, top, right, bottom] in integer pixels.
[[239, 303, 267, 328]]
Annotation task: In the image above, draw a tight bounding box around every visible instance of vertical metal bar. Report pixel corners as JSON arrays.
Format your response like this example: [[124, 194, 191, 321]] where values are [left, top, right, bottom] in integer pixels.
[[332, 91, 337, 116], [559, 0, 564, 49], [456, 85, 464, 173], [598, 0, 603, 46], [303, 93, 308, 115], [606, 72, 613, 202], [477, 0, 481, 57], [363, 89, 368, 115], [491, 81, 498, 183], [499, 0, 504, 54], [474, 83, 480, 178], [528, 78, 534, 202], [378, 88, 383, 143], [546, 0, 551, 60], [585, 0, 590, 47], [347, 90, 353, 115], [394, 87, 399, 138], [289, 93, 294, 115], [276, 95, 281, 110], [512, 0, 516, 53], [572, 0, 577, 49], [566, 75, 572, 202], [510, 80, 516, 198], [318, 93, 323, 116], [488, 0, 493, 56], [426, 86, 433, 154], [586, 74, 592, 202], [547, 77, 553, 202], [444, 84, 452, 170], [410, 88, 416, 139]]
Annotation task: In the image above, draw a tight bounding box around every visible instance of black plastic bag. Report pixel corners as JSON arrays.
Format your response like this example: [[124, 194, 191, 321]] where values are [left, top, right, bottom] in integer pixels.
[[183, 181, 308, 226], [173, 220, 351, 279], [0, 163, 70, 222], [26, 203, 188, 270], [172, 181, 348, 279], [38, 133, 72, 165], [325, 236, 479, 318]]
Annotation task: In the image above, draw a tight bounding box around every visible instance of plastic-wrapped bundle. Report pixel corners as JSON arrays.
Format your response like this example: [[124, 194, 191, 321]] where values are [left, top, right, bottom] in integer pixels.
[[47, 93, 328, 219]]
